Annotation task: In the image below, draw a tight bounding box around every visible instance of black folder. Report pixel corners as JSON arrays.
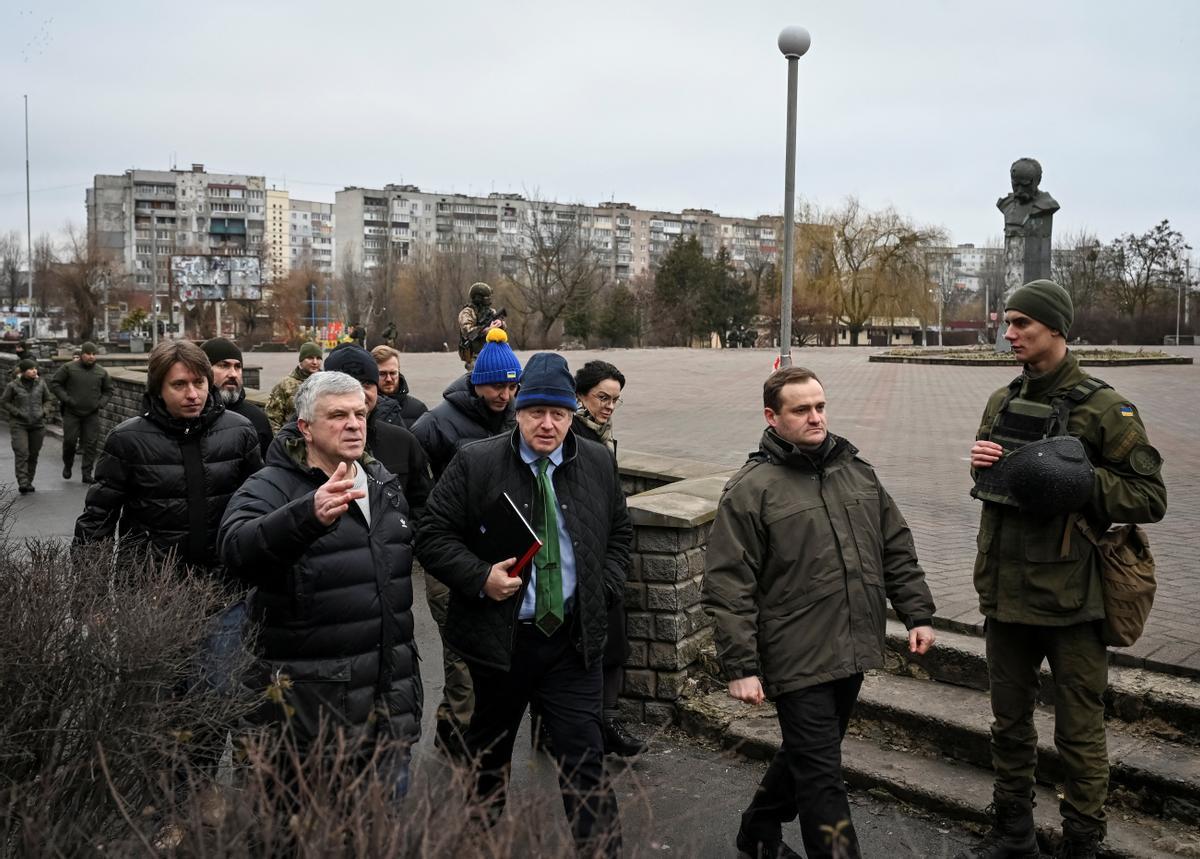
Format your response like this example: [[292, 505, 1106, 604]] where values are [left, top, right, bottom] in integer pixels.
[[477, 491, 543, 578]]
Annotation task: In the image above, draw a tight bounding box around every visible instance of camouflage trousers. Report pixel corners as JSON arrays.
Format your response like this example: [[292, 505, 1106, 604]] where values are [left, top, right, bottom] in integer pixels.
[[985, 618, 1109, 838]]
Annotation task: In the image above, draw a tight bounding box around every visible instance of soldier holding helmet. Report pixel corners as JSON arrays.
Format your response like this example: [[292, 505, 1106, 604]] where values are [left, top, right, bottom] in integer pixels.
[[960, 280, 1167, 859]]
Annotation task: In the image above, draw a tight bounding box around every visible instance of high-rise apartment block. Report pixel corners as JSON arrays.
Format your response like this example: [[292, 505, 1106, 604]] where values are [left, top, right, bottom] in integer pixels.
[[333, 186, 779, 281], [289, 198, 335, 275], [87, 164, 267, 292]]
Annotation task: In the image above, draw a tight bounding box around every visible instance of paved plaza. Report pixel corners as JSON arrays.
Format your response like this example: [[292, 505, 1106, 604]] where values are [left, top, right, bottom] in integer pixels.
[[6, 344, 1197, 674]]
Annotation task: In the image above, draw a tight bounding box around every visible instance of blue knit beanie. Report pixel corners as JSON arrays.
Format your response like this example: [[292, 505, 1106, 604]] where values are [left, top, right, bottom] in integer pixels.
[[470, 328, 522, 385], [515, 352, 576, 410]]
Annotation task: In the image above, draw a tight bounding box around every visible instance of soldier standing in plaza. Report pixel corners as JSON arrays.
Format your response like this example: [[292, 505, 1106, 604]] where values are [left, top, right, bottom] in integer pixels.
[[2, 359, 52, 493], [960, 280, 1167, 859], [50, 341, 113, 484], [457, 282, 505, 371], [266, 342, 323, 433]]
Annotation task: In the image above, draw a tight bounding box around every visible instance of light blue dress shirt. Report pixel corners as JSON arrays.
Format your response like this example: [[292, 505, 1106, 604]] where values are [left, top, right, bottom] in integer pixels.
[[517, 436, 578, 621]]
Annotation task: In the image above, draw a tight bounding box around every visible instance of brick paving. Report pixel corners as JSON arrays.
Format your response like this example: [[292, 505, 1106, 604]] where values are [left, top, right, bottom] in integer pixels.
[[300, 343, 1198, 675], [52, 345, 1200, 673]]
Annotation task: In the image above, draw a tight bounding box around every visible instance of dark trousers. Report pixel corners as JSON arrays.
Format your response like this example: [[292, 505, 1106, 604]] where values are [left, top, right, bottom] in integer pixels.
[[985, 618, 1108, 836], [740, 674, 863, 859], [465, 622, 620, 857], [426, 574, 474, 726], [62, 411, 100, 477], [10, 424, 44, 489]]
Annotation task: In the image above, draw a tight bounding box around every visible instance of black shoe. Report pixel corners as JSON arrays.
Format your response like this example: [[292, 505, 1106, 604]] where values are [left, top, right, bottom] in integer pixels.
[[603, 718, 647, 757], [735, 831, 802, 859], [63, 465, 72, 479], [27, 485, 34, 492], [18, 486, 30, 494], [433, 717, 469, 761]]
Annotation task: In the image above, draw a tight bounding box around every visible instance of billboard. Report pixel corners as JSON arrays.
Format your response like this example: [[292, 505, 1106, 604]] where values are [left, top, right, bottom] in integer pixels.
[[171, 255, 263, 301]]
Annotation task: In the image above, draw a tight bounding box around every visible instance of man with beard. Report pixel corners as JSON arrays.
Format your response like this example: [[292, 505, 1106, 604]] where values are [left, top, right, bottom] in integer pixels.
[[371, 344, 428, 429], [202, 338, 272, 459]]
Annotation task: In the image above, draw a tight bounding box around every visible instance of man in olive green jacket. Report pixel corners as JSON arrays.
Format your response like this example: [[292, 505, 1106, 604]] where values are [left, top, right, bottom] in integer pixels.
[[704, 366, 935, 859], [2, 359, 52, 492], [49, 342, 113, 483], [961, 280, 1167, 859]]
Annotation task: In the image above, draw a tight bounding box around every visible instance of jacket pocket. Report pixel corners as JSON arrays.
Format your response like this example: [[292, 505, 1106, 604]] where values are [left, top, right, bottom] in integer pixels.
[[251, 656, 353, 741], [845, 496, 884, 587]]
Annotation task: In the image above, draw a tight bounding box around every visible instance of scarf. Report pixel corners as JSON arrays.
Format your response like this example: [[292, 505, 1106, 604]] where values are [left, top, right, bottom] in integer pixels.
[[575, 406, 616, 454]]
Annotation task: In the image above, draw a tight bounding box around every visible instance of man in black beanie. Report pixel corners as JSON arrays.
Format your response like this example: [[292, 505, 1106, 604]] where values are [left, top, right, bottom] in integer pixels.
[[961, 280, 1168, 859], [417, 352, 631, 858], [202, 337, 273, 460]]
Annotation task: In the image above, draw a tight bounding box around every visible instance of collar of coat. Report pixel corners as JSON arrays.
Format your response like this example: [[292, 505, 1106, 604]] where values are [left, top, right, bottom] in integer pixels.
[[505, 424, 580, 466], [1019, 349, 1086, 401], [757, 428, 855, 474], [142, 389, 225, 437], [270, 421, 379, 482]]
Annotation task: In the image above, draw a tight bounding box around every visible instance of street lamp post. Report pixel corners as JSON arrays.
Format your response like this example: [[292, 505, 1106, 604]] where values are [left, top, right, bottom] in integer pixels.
[[776, 26, 811, 369]]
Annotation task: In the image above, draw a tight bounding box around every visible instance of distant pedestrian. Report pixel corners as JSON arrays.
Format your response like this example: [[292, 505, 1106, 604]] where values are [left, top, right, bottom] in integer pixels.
[[704, 366, 936, 859], [2, 359, 52, 493], [265, 342, 322, 433], [50, 341, 113, 484], [371, 344, 428, 429], [202, 337, 273, 460]]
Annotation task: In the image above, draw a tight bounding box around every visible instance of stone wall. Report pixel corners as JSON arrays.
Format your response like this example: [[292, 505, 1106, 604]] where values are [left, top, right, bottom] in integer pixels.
[[614, 455, 732, 725]]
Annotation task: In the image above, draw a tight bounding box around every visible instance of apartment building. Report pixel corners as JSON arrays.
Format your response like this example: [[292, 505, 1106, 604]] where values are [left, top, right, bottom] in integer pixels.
[[265, 188, 291, 282], [87, 164, 267, 292], [333, 185, 780, 281], [289, 198, 336, 275]]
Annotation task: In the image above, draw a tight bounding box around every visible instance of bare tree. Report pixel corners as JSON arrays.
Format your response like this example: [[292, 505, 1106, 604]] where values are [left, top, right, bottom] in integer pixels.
[[1052, 229, 1106, 315], [41, 224, 122, 342], [0, 231, 25, 311], [505, 204, 607, 346], [1103, 220, 1190, 317]]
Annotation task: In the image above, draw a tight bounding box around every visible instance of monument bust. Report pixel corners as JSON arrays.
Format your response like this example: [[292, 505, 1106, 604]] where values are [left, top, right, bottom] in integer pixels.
[[997, 157, 1059, 239]]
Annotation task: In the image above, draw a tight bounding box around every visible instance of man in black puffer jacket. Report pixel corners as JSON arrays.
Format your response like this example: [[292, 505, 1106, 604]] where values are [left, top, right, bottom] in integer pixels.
[[417, 352, 631, 857], [219, 371, 421, 792], [74, 340, 262, 579]]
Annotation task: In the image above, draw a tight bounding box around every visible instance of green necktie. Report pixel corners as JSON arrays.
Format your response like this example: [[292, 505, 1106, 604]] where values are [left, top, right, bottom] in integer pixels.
[[533, 458, 564, 636]]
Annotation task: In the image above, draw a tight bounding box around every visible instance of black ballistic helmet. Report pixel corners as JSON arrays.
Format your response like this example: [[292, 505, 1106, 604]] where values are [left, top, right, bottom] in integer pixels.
[[1004, 436, 1095, 515]]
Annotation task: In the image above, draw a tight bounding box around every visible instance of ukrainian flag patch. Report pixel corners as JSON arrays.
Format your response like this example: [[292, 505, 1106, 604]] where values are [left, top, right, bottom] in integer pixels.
[[1119, 405, 1135, 417]]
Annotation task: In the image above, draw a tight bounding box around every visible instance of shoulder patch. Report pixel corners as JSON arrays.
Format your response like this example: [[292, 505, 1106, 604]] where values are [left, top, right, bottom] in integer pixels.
[[1128, 444, 1162, 476], [1118, 403, 1136, 418]]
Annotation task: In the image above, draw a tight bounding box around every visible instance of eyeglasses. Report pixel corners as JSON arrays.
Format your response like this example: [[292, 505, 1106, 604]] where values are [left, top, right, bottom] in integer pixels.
[[591, 392, 622, 408], [378, 370, 399, 379]]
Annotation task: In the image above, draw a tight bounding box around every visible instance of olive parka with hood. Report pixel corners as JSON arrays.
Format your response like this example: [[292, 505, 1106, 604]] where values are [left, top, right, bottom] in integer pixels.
[[703, 429, 935, 700]]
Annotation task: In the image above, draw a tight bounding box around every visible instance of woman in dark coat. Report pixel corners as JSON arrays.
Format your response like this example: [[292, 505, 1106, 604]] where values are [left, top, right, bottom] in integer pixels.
[[572, 360, 646, 757]]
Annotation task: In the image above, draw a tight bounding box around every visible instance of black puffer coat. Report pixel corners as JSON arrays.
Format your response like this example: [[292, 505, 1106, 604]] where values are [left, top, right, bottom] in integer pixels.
[[384, 375, 428, 429], [410, 373, 513, 479], [371, 394, 407, 428], [218, 426, 422, 747], [367, 415, 433, 518], [416, 428, 632, 672], [225, 388, 274, 460], [74, 391, 261, 577]]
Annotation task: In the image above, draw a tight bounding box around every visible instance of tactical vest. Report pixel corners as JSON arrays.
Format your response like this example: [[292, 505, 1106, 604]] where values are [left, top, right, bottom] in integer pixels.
[[971, 375, 1109, 507]]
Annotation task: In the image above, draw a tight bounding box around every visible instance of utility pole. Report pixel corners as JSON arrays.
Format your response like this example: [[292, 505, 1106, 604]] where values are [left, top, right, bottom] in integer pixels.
[[24, 95, 35, 341], [151, 210, 159, 348]]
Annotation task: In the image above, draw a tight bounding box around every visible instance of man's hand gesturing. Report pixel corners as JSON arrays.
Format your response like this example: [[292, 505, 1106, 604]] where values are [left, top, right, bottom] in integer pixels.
[[314, 461, 365, 526]]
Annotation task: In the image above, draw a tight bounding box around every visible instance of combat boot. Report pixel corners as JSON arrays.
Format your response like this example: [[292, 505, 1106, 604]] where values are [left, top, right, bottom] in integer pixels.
[[954, 794, 1039, 859], [1053, 820, 1100, 859]]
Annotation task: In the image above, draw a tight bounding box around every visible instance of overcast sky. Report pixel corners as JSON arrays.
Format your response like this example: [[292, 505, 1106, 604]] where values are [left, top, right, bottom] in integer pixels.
[[2, 1, 1198, 254]]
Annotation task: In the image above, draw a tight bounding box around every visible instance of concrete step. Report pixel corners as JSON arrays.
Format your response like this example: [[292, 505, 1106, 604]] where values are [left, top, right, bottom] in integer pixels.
[[678, 689, 1200, 859], [853, 671, 1200, 826], [885, 619, 1200, 746]]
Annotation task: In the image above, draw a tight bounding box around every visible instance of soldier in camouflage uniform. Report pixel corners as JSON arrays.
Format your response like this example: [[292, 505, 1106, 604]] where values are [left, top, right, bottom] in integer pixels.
[[266, 342, 323, 433], [959, 280, 1167, 859], [457, 282, 504, 371]]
